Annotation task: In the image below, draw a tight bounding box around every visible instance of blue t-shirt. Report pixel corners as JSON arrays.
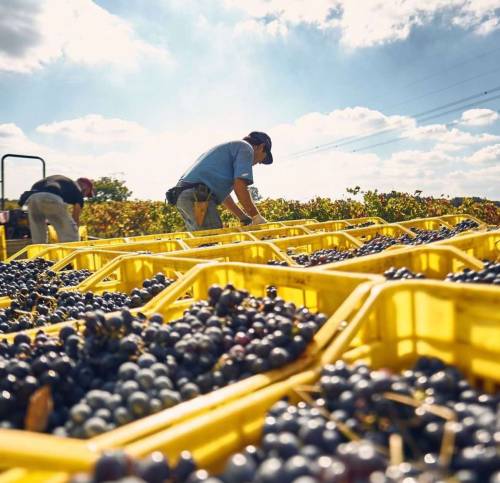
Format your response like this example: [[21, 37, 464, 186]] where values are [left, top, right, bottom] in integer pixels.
[[180, 140, 254, 203]]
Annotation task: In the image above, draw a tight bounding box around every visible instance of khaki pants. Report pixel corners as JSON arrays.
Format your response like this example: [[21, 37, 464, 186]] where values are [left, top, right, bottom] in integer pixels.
[[27, 192, 79, 244], [176, 188, 222, 231]]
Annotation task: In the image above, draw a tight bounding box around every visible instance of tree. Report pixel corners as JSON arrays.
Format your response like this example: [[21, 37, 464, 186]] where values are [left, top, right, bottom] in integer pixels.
[[249, 186, 263, 201], [89, 177, 132, 203]]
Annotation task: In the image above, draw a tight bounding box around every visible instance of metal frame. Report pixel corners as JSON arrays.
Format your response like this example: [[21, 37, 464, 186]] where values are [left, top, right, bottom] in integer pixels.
[[0, 153, 46, 209]]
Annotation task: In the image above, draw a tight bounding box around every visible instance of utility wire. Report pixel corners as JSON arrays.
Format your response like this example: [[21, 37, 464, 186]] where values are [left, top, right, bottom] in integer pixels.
[[288, 85, 500, 159]]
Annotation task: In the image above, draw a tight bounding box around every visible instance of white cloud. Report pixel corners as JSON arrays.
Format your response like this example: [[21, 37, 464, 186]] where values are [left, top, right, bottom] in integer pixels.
[[466, 143, 500, 165], [0, 0, 170, 73], [460, 108, 500, 126], [0, 123, 25, 139], [234, 19, 288, 37], [225, 0, 500, 48], [36, 115, 149, 145], [403, 123, 500, 145]]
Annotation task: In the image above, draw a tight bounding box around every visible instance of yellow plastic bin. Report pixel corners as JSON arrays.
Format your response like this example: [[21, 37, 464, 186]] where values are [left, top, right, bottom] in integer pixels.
[[6, 244, 82, 263], [270, 231, 362, 263], [303, 220, 351, 233], [47, 225, 89, 243], [342, 216, 387, 225], [320, 244, 484, 279], [344, 223, 415, 243], [0, 263, 381, 472], [240, 221, 285, 232], [183, 232, 257, 249], [125, 231, 194, 242], [438, 214, 486, 229], [434, 231, 500, 261], [166, 241, 294, 265], [249, 226, 312, 240], [49, 249, 127, 273], [397, 217, 452, 231], [279, 218, 318, 226], [190, 226, 242, 237], [124, 281, 500, 473]]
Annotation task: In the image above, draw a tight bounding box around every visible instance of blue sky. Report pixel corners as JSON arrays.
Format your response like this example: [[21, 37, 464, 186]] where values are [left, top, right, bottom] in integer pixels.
[[1, 0, 499, 200]]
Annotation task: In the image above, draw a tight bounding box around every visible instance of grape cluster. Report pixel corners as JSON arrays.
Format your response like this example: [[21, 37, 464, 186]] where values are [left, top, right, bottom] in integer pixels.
[[344, 221, 375, 230], [383, 266, 425, 280], [291, 249, 355, 267], [0, 258, 54, 297], [408, 219, 480, 245], [0, 272, 175, 334], [0, 284, 325, 438], [79, 357, 500, 483], [445, 260, 500, 285]]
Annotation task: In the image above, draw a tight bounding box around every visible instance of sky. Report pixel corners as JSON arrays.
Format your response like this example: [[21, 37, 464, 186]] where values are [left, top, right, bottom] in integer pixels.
[[1, 0, 500, 201]]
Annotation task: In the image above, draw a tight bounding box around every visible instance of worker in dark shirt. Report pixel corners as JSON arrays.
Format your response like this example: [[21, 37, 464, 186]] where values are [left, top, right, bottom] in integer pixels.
[[19, 175, 95, 243]]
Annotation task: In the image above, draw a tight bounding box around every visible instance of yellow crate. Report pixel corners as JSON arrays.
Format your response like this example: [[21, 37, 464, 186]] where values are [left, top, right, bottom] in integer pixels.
[[434, 231, 500, 261], [88, 238, 189, 254], [305, 220, 351, 232], [250, 226, 311, 240], [6, 244, 82, 263], [183, 232, 257, 249], [397, 216, 452, 231], [270, 232, 362, 261], [47, 225, 89, 243], [279, 218, 318, 226], [166, 241, 294, 265], [240, 221, 285, 231], [49, 249, 127, 272], [63, 254, 204, 294], [0, 264, 380, 473], [322, 281, 500, 390], [0, 469, 66, 483], [438, 213, 486, 228], [0, 225, 7, 261], [344, 223, 415, 243], [342, 216, 387, 225], [125, 232, 194, 242], [190, 226, 242, 237], [321, 244, 484, 279], [125, 281, 500, 474]]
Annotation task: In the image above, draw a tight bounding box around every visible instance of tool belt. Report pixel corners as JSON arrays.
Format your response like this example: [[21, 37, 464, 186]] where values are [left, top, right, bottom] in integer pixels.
[[165, 182, 213, 206]]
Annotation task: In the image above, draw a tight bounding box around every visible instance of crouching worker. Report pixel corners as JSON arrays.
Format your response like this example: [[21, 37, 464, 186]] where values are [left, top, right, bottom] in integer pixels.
[[166, 131, 273, 231], [19, 175, 95, 243]]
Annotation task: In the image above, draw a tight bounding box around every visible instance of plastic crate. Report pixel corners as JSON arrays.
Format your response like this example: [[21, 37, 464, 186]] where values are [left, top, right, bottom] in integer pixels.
[[305, 220, 351, 232], [344, 223, 415, 243], [166, 241, 294, 265], [279, 218, 318, 226], [124, 281, 500, 473], [63, 254, 204, 294], [434, 231, 500, 261], [6, 244, 82, 263], [397, 217, 452, 231], [125, 232, 194, 242], [240, 221, 285, 231], [190, 226, 243, 237], [250, 226, 312, 240], [87, 238, 189, 254], [0, 469, 66, 483], [438, 214, 486, 228], [183, 232, 257, 249], [0, 264, 381, 472], [342, 216, 387, 225], [270, 232, 362, 261], [49, 249, 127, 273], [321, 245, 484, 279]]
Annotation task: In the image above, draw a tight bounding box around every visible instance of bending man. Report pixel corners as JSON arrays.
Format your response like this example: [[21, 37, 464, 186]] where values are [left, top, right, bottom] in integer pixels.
[[168, 131, 273, 231]]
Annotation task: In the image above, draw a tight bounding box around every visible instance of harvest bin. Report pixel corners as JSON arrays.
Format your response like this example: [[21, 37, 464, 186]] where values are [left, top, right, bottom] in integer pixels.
[[397, 216, 452, 231], [342, 222, 415, 243], [165, 241, 295, 265], [183, 231, 257, 249], [0, 263, 381, 472], [434, 231, 500, 261], [304, 220, 351, 232], [121, 281, 500, 474], [319, 244, 484, 279], [279, 218, 318, 226], [1, 255, 207, 343], [249, 226, 311, 240], [438, 213, 487, 229]]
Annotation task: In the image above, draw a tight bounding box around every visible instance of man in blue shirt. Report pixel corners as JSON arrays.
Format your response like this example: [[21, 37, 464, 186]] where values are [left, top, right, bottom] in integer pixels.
[[170, 131, 273, 231]]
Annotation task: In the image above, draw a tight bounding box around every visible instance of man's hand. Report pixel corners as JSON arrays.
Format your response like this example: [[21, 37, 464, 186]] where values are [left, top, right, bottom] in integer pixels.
[[251, 214, 267, 225], [240, 215, 252, 226]]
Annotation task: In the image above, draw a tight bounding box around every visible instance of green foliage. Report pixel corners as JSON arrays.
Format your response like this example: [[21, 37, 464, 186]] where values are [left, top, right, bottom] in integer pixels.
[[89, 177, 132, 203], [81, 190, 500, 238]]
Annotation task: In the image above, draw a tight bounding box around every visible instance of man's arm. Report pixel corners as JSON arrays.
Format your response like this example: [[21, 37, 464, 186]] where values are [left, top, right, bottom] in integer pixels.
[[72, 204, 82, 225], [222, 195, 251, 223], [233, 178, 259, 217]]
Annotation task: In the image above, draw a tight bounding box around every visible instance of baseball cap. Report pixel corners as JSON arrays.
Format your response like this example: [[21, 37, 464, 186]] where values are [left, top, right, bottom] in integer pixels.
[[77, 177, 95, 197], [248, 131, 273, 164]]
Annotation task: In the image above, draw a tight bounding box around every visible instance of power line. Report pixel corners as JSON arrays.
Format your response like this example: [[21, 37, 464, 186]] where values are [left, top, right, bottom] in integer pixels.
[[288, 85, 500, 159]]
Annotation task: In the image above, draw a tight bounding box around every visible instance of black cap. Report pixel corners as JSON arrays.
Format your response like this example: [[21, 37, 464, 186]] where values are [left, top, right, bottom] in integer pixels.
[[248, 131, 273, 164]]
